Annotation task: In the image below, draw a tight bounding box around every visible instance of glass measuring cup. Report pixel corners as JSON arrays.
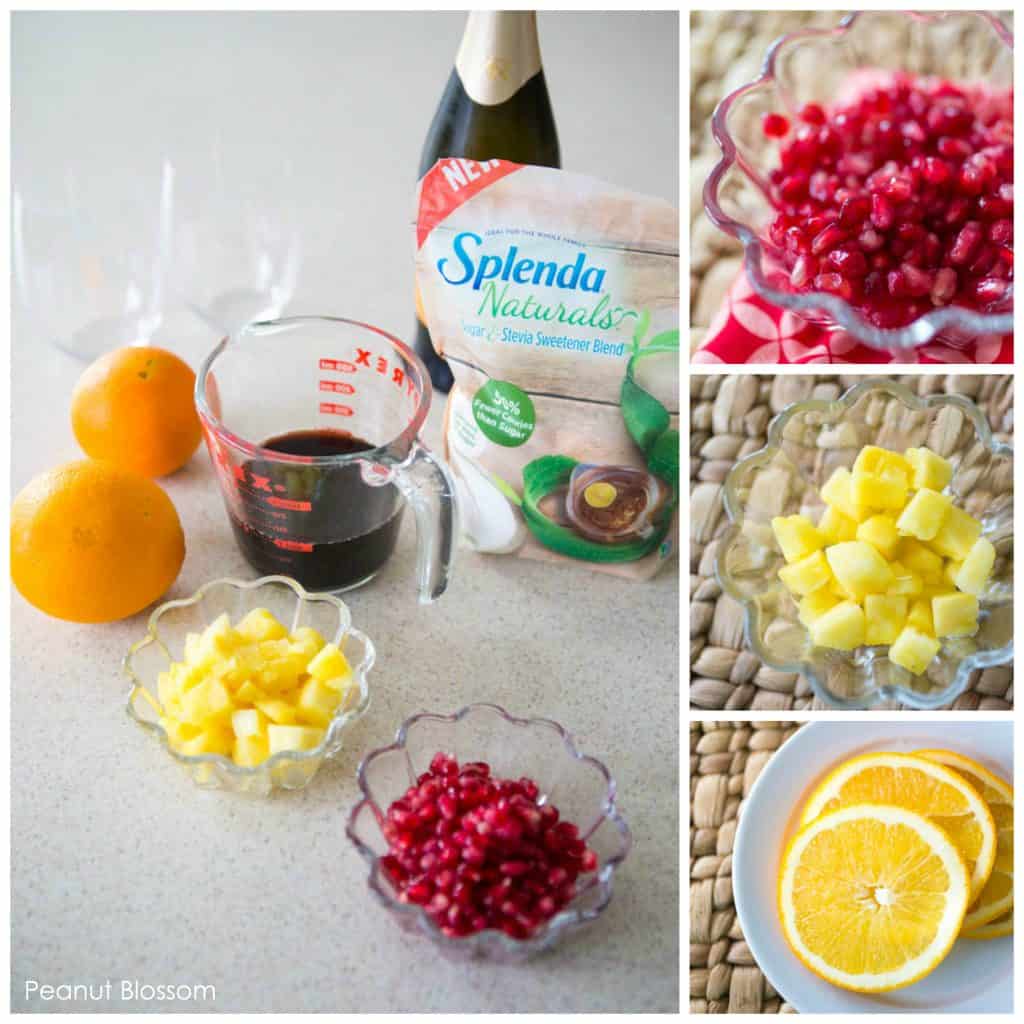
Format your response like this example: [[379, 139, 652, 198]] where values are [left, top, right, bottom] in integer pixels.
[[195, 316, 456, 602]]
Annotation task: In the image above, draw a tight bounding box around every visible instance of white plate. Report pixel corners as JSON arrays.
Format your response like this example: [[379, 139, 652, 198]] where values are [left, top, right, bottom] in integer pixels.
[[733, 721, 1013, 1014]]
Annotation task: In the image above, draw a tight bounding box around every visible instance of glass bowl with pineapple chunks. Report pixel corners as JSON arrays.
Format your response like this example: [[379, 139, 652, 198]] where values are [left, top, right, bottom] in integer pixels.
[[125, 575, 374, 794], [716, 378, 1012, 709]]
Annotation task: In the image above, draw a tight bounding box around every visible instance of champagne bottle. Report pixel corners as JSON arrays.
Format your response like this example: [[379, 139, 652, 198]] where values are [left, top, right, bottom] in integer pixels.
[[416, 11, 561, 392]]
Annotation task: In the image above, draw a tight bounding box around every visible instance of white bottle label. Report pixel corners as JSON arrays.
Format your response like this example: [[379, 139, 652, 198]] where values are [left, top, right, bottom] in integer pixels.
[[455, 11, 542, 106]]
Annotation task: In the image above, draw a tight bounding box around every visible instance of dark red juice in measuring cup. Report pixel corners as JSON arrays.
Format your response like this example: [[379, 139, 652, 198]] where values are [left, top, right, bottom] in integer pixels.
[[228, 429, 404, 591]]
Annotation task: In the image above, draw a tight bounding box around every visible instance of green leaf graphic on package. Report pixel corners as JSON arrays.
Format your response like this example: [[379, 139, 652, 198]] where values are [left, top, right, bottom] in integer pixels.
[[520, 319, 678, 562]]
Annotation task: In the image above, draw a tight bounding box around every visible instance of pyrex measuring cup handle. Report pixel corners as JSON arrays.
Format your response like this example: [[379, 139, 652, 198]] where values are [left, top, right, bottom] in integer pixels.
[[388, 441, 458, 603]]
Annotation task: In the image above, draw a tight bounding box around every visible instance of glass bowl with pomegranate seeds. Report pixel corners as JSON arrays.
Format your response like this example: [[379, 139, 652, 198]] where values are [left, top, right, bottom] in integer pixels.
[[716, 379, 1013, 709], [704, 10, 1013, 354], [346, 703, 631, 962]]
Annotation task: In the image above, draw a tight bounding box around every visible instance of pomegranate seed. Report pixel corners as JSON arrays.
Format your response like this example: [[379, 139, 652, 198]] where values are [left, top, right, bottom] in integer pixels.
[[381, 755, 597, 941], [762, 112, 790, 138], [930, 268, 957, 306], [789, 254, 814, 288], [870, 194, 894, 230], [858, 227, 884, 252], [973, 278, 1008, 303], [937, 136, 971, 158], [799, 102, 827, 125], [950, 222, 983, 265], [813, 273, 853, 300], [826, 246, 868, 277], [811, 223, 847, 255], [900, 263, 933, 297], [989, 220, 1012, 245]]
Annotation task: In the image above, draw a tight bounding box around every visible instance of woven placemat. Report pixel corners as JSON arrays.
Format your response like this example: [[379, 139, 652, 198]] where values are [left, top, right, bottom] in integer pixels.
[[690, 721, 801, 1014], [689, 374, 1014, 711]]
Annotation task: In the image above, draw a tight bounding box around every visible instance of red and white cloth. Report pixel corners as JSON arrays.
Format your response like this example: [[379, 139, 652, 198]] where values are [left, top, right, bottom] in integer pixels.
[[693, 270, 1012, 365]]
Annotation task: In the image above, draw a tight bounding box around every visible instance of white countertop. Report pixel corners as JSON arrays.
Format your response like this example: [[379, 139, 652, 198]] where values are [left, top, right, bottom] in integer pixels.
[[11, 11, 679, 1013]]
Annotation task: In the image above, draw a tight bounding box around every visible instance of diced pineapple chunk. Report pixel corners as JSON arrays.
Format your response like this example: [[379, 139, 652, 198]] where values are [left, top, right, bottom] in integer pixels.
[[255, 698, 300, 725], [953, 537, 995, 596], [235, 607, 288, 642], [817, 505, 858, 545], [778, 550, 833, 596], [231, 708, 267, 739], [307, 643, 352, 683], [907, 597, 934, 636], [897, 538, 944, 583], [193, 612, 240, 665], [889, 626, 941, 675], [905, 446, 953, 492], [178, 677, 233, 723], [851, 446, 911, 510], [289, 625, 327, 658], [157, 671, 180, 710], [235, 680, 270, 706], [809, 601, 865, 651], [929, 506, 982, 561], [297, 677, 343, 728], [886, 561, 923, 597], [267, 724, 325, 756], [183, 632, 202, 664], [825, 541, 894, 601], [820, 467, 870, 522], [932, 592, 980, 638], [797, 588, 839, 628], [177, 725, 233, 757], [895, 488, 952, 541], [864, 594, 908, 646], [233, 735, 270, 767], [856, 514, 900, 559], [770, 514, 826, 564]]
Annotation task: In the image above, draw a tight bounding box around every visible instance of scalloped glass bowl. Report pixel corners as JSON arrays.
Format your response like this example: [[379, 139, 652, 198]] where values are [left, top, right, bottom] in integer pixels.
[[703, 10, 1013, 352], [716, 379, 1013, 708], [125, 575, 374, 795], [346, 703, 632, 963]]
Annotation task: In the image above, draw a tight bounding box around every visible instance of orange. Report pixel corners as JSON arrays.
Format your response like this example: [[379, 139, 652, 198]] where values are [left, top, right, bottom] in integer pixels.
[[11, 460, 185, 623], [71, 345, 201, 477]]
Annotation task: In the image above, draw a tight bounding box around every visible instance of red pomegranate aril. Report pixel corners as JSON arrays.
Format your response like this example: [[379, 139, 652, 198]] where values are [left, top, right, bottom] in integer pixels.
[[858, 227, 884, 252], [937, 135, 971, 158], [973, 278, 1008, 303], [825, 247, 868, 277], [989, 219, 1012, 245], [381, 754, 599, 941], [799, 102, 826, 125], [949, 222, 984, 265], [870, 194, 895, 230], [811, 223, 846, 255], [930, 267, 957, 306], [789, 255, 814, 288], [968, 246, 997, 278], [813, 273, 853, 300], [762, 112, 791, 138], [900, 263, 933, 297]]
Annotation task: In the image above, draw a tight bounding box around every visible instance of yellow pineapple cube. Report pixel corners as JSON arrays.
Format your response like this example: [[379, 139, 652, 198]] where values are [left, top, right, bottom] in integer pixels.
[[771, 514, 826, 564], [889, 626, 941, 675], [818, 505, 858, 545], [231, 708, 267, 739], [886, 561, 923, 597], [856, 514, 900, 559], [905, 446, 953, 492], [255, 698, 300, 725], [929, 506, 982, 561], [183, 632, 202, 664], [297, 677, 343, 728], [895, 488, 952, 541], [829, 578, 854, 600], [233, 734, 270, 767], [307, 643, 352, 684], [864, 594, 908, 646], [157, 671, 180, 711], [161, 717, 201, 747], [809, 601, 866, 651], [825, 541, 894, 600], [952, 538, 995, 596], [897, 538, 944, 583], [235, 607, 288, 642], [289, 625, 327, 659], [797, 589, 839, 628], [778, 550, 833, 596], [851, 446, 911, 510], [178, 677, 233, 724], [177, 725, 234, 758], [267, 724, 325, 756], [907, 597, 934, 636], [235, 680, 270, 707], [932, 592, 980, 638], [820, 467, 870, 522]]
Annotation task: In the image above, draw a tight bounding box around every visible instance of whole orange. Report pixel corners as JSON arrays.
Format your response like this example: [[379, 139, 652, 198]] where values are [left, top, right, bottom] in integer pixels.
[[11, 460, 186, 623], [71, 345, 202, 477]]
